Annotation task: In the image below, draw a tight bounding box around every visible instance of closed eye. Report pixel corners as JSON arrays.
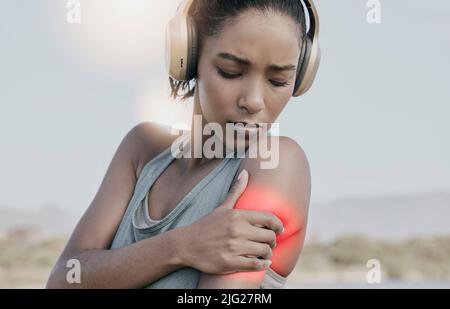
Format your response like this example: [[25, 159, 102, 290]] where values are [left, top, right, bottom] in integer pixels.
[[216, 67, 241, 79], [216, 67, 291, 88]]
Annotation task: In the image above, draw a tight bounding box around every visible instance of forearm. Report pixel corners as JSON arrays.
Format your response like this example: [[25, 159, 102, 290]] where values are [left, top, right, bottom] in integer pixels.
[[198, 271, 266, 289], [46, 227, 189, 289]]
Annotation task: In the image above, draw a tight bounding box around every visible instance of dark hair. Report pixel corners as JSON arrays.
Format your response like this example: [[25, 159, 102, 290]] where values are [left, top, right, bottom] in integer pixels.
[[169, 0, 307, 101]]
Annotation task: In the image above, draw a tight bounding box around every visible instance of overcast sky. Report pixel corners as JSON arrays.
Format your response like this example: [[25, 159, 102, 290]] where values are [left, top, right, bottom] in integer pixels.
[[1, 0, 449, 213]]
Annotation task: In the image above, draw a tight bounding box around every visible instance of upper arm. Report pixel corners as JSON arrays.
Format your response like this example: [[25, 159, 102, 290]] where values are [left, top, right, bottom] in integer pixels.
[[198, 137, 311, 288], [56, 122, 157, 262]]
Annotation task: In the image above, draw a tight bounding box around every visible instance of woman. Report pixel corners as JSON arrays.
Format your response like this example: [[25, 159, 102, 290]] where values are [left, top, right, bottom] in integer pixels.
[[47, 0, 319, 289]]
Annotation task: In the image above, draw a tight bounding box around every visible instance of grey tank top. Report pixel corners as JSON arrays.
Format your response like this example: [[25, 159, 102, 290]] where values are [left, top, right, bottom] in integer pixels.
[[109, 132, 287, 289]]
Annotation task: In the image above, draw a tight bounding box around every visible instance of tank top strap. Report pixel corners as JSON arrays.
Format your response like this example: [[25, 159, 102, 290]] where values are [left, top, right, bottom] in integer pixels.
[[112, 133, 189, 233], [134, 132, 191, 199]]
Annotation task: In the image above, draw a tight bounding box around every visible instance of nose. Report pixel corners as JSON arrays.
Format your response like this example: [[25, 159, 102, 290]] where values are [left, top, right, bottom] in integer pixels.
[[237, 79, 265, 114]]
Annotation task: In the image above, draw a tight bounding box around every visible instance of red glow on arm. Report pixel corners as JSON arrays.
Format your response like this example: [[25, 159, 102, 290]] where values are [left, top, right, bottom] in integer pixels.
[[232, 184, 305, 276], [233, 184, 302, 242], [197, 184, 305, 287]]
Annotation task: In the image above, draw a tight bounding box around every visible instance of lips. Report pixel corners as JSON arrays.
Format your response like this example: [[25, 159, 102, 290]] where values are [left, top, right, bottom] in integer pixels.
[[230, 121, 260, 128], [229, 122, 263, 139]]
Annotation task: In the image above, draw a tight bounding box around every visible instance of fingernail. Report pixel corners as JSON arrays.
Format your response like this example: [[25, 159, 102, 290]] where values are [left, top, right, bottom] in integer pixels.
[[237, 169, 246, 181], [279, 227, 284, 235]]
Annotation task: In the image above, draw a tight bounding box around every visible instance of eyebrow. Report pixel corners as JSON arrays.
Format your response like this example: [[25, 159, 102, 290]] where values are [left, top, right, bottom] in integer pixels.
[[216, 52, 297, 72]]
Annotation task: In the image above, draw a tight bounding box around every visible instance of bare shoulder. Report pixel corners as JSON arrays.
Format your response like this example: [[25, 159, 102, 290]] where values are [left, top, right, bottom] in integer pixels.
[[55, 122, 185, 258], [239, 135, 309, 169], [131, 122, 186, 179], [238, 136, 311, 209]]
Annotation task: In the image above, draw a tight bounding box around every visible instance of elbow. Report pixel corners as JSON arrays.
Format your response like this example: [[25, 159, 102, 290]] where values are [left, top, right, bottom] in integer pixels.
[[46, 261, 79, 289], [45, 278, 61, 289], [45, 266, 65, 289]]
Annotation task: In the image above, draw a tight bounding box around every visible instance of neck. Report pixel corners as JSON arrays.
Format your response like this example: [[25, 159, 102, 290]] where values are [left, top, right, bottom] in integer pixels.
[[180, 89, 230, 172]]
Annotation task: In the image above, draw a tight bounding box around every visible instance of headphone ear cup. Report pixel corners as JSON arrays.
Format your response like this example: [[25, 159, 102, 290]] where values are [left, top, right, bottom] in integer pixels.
[[293, 34, 321, 97], [293, 36, 310, 96], [165, 15, 187, 81], [165, 0, 196, 81], [186, 15, 198, 80], [293, 35, 312, 96]]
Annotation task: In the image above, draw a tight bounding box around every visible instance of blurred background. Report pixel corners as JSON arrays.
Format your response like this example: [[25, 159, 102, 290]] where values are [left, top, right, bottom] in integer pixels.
[[0, 0, 449, 288]]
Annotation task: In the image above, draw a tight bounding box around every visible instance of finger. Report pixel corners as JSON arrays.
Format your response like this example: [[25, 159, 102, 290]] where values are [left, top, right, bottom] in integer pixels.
[[233, 256, 272, 272], [244, 226, 277, 248], [240, 242, 273, 260], [242, 210, 284, 235], [219, 169, 248, 210]]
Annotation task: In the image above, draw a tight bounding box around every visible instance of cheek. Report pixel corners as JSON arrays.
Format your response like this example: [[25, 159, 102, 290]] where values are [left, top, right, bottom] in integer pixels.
[[198, 68, 237, 120], [266, 95, 290, 121]]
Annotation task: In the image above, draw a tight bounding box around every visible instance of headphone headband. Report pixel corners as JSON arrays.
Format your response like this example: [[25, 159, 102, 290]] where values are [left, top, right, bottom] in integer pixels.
[[304, 0, 319, 40]]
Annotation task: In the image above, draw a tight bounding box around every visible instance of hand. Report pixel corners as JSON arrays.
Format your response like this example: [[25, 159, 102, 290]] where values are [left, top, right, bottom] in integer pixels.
[[179, 170, 284, 274]]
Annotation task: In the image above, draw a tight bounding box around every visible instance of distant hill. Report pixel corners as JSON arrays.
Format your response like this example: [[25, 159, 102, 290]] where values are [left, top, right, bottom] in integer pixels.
[[0, 203, 79, 237], [307, 192, 450, 241], [1, 191, 449, 241]]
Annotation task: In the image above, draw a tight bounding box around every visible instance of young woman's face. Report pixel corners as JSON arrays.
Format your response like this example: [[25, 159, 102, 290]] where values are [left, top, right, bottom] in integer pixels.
[[196, 9, 302, 140]]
